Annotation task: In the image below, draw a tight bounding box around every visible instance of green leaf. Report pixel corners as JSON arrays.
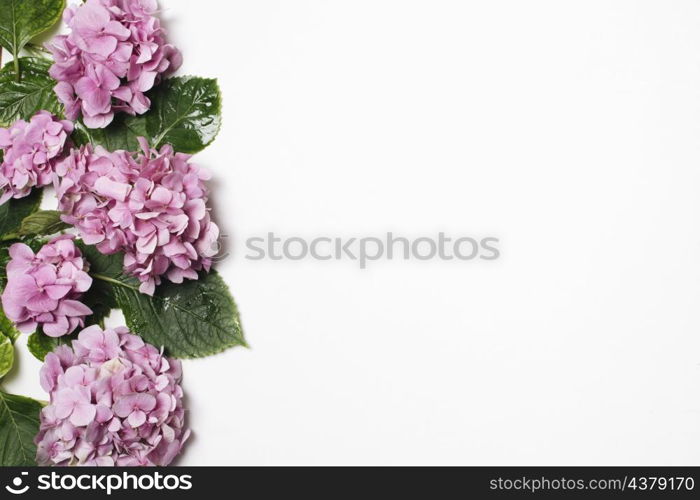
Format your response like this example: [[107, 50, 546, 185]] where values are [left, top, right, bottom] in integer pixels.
[[0, 307, 19, 343], [116, 271, 246, 358], [0, 0, 64, 67], [0, 390, 42, 466], [26, 332, 52, 361], [0, 57, 62, 126], [145, 76, 222, 153], [0, 188, 42, 239], [19, 210, 69, 237], [82, 246, 246, 358], [27, 329, 70, 362], [92, 76, 222, 154], [81, 273, 117, 330], [0, 244, 9, 289], [84, 112, 146, 151], [70, 125, 90, 147], [0, 334, 13, 378], [0, 336, 11, 378]]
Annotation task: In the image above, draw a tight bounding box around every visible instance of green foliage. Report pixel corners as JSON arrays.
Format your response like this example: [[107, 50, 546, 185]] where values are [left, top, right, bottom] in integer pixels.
[[0, 391, 42, 466], [0, 0, 64, 78], [0, 333, 13, 379], [91, 76, 222, 153], [0, 58, 62, 126], [27, 329, 71, 362], [82, 247, 246, 358], [0, 189, 42, 239], [19, 210, 69, 237]]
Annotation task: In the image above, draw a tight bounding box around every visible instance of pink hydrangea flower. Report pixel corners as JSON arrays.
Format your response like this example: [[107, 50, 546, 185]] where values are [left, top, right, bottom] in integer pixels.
[[47, 0, 182, 128], [36, 325, 190, 466], [1, 236, 92, 337], [0, 111, 73, 204], [55, 139, 219, 295]]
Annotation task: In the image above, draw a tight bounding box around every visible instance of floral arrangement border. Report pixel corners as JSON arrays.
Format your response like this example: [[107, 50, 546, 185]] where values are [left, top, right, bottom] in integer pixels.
[[0, 0, 246, 466]]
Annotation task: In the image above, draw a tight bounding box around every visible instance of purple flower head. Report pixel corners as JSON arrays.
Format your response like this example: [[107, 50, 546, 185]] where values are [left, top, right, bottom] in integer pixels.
[[55, 140, 219, 295], [47, 0, 182, 128], [36, 325, 190, 466], [1, 236, 93, 337], [0, 111, 73, 204]]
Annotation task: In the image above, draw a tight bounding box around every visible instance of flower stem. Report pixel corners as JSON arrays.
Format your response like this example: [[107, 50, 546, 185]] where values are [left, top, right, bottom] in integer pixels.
[[91, 273, 140, 292], [13, 53, 19, 82]]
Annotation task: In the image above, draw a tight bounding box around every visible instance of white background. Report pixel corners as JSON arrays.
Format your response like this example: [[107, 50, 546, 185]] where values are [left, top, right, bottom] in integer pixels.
[[6, 0, 700, 465]]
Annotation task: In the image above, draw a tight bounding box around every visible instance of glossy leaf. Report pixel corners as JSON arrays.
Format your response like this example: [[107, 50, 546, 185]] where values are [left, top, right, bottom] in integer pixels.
[[0, 391, 42, 466], [82, 246, 246, 358], [91, 76, 222, 154], [0, 0, 64, 65], [145, 76, 222, 152], [0, 58, 62, 126]]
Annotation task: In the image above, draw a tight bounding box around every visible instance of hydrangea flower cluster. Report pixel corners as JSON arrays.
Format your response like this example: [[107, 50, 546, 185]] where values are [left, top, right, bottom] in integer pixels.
[[35, 326, 189, 466], [55, 139, 219, 295], [0, 111, 73, 204], [48, 0, 182, 128], [1, 236, 92, 337]]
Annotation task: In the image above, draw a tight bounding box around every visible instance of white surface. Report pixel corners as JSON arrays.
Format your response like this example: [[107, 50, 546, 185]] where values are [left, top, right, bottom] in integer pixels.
[[6, 0, 700, 465]]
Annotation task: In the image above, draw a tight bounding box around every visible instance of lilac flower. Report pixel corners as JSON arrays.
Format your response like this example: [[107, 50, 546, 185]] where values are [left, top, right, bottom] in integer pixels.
[[47, 0, 182, 128], [1, 236, 93, 337], [55, 140, 219, 295], [0, 111, 73, 204], [36, 325, 190, 466]]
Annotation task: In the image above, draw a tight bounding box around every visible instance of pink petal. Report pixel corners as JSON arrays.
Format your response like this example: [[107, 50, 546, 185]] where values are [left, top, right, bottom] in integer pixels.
[[70, 403, 97, 427], [42, 315, 70, 337], [128, 410, 147, 428], [44, 284, 72, 300], [104, 20, 131, 40], [59, 300, 93, 317], [94, 176, 131, 201], [26, 292, 58, 314]]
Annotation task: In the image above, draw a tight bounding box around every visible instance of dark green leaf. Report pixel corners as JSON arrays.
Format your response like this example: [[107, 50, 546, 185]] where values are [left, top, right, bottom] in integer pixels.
[[81, 271, 117, 330], [84, 112, 146, 151], [79, 242, 124, 277], [0, 243, 9, 289], [116, 271, 246, 358], [0, 0, 64, 70], [0, 391, 42, 466], [145, 76, 222, 153], [0, 189, 42, 239], [70, 125, 90, 147], [0, 57, 62, 126], [19, 210, 69, 237], [82, 246, 246, 358], [91, 76, 222, 154]]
